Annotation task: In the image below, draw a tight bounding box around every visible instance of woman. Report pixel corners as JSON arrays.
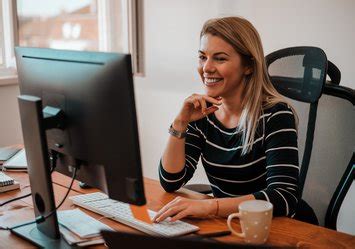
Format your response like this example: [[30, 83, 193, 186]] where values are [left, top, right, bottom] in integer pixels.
[[153, 16, 299, 223]]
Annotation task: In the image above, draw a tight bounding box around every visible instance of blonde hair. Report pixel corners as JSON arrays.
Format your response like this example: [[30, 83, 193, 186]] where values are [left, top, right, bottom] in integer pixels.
[[200, 16, 297, 155]]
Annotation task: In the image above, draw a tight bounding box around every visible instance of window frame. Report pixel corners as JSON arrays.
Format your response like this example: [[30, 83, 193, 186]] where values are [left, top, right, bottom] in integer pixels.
[[127, 0, 144, 76], [97, 0, 144, 75], [0, 1, 4, 66], [0, 0, 18, 86], [0, 0, 144, 86]]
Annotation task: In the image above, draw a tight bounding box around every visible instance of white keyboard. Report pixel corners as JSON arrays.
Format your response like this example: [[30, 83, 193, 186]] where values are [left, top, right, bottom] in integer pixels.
[[69, 192, 199, 237]]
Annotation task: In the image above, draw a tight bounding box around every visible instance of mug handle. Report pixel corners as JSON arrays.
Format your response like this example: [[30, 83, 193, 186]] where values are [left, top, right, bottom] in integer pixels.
[[227, 212, 245, 238]]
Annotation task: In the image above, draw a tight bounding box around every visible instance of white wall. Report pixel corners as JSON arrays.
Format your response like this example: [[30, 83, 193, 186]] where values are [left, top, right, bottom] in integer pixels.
[[0, 84, 22, 146], [218, 0, 355, 89], [0, 0, 354, 186]]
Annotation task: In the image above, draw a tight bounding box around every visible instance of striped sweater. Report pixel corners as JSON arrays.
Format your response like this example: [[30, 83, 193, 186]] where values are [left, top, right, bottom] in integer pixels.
[[159, 102, 300, 216]]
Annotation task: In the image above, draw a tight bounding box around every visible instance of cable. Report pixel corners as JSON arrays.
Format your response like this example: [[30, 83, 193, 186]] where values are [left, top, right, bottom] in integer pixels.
[[0, 193, 32, 207], [0, 150, 58, 207], [9, 166, 78, 231], [49, 166, 77, 214]]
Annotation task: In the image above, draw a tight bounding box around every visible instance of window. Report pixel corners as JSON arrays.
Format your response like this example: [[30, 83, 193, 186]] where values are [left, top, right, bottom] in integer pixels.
[[17, 0, 100, 51], [0, 0, 143, 86]]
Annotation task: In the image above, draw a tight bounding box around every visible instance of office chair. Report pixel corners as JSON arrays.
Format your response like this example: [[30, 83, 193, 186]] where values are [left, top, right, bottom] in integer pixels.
[[325, 153, 355, 235]]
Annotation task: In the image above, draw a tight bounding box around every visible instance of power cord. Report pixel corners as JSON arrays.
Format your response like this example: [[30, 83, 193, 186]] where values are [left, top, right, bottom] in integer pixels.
[[0, 193, 32, 207], [8, 166, 78, 231], [0, 150, 58, 208]]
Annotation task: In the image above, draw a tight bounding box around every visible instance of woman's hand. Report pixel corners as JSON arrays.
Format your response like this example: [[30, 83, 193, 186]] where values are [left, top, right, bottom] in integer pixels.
[[173, 94, 222, 131], [152, 197, 216, 223]]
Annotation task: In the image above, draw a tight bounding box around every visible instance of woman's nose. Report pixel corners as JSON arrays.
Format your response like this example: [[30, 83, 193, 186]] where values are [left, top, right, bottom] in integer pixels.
[[203, 59, 216, 73]]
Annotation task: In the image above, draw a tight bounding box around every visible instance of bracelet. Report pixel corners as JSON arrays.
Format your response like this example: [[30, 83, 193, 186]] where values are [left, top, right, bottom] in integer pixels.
[[168, 124, 188, 139], [215, 199, 219, 216]]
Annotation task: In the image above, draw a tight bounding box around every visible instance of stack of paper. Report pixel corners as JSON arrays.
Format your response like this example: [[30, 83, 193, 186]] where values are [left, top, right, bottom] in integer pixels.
[[0, 145, 22, 166], [0, 172, 20, 193], [58, 209, 114, 246], [2, 149, 27, 171]]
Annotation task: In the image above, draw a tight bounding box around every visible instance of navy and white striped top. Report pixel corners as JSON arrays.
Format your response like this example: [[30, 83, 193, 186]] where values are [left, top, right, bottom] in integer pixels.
[[159, 102, 300, 216]]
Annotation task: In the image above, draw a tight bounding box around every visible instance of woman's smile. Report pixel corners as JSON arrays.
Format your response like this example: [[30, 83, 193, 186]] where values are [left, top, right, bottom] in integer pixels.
[[204, 77, 223, 86]]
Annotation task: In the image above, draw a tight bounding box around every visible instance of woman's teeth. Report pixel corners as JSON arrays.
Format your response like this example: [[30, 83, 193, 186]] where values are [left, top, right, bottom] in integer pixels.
[[204, 78, 223, 85]]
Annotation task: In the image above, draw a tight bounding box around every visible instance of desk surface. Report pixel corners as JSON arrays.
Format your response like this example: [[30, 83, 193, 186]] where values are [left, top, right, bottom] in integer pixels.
[[0, 171, 354, 248]]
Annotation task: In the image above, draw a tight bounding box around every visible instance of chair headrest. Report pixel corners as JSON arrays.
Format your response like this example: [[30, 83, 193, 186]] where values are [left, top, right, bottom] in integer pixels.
[[265, 46, 327, 103]]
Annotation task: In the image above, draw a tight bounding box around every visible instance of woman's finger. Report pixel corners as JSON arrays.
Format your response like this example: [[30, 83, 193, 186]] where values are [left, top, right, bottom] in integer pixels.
[[192, 99, 200, 109], [199, 97, 207, 114], [153, 202, 175, 222], [186, 95, 201, 109], [152, 198, 180, 222], [155, 205, 186, 223], [170, 210, 189, 222], [204, 106, 219, 115], [203, 95, 222, 106]]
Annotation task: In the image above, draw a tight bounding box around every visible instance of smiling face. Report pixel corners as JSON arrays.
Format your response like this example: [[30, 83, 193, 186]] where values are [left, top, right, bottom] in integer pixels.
[[198, 34, 250, 99]]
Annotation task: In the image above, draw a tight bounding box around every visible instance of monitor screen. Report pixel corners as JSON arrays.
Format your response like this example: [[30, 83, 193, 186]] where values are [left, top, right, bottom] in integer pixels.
[[15, 47, 146, 205]]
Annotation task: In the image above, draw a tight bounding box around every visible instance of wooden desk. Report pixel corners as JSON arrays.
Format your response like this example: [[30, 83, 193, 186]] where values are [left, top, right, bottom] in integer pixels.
[[1, 171, 354, 248]]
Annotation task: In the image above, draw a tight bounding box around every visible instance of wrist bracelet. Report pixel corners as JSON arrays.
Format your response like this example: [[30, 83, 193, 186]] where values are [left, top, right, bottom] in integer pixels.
[[215, 199, 219, 216], [168, 124, 188, 139]]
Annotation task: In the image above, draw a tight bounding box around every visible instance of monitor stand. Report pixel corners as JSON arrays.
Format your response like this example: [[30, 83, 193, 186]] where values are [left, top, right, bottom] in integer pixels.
[[11, 223, 72, 248], [12, 95, 72, 248]]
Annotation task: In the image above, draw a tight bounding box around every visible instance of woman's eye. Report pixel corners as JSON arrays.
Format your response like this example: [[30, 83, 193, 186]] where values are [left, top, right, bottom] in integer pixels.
[[199, 55, 206, 60], [215, 57, 226, 61]]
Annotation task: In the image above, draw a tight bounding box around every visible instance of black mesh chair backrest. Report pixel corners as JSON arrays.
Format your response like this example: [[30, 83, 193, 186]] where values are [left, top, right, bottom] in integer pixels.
[[266, 46, 327, 103], [265, 46, 328, 195]]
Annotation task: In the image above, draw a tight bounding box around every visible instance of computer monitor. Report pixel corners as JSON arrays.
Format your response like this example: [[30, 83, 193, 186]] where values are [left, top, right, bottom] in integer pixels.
[[13, 47, 146, 247]]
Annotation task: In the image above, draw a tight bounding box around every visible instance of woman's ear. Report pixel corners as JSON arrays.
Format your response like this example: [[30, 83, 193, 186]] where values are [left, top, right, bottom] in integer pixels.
[[244, 67, 253, 76], [243, 56, 254, 75]]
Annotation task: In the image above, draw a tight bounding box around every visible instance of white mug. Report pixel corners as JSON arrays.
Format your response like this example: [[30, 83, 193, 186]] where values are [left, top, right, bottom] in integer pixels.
[[227, 200, 273, 245]]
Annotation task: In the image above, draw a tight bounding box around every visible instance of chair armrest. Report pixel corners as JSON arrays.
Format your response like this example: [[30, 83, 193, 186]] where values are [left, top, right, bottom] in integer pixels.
[[183, 184, 212, 194], [294, 199, 319, 225]]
